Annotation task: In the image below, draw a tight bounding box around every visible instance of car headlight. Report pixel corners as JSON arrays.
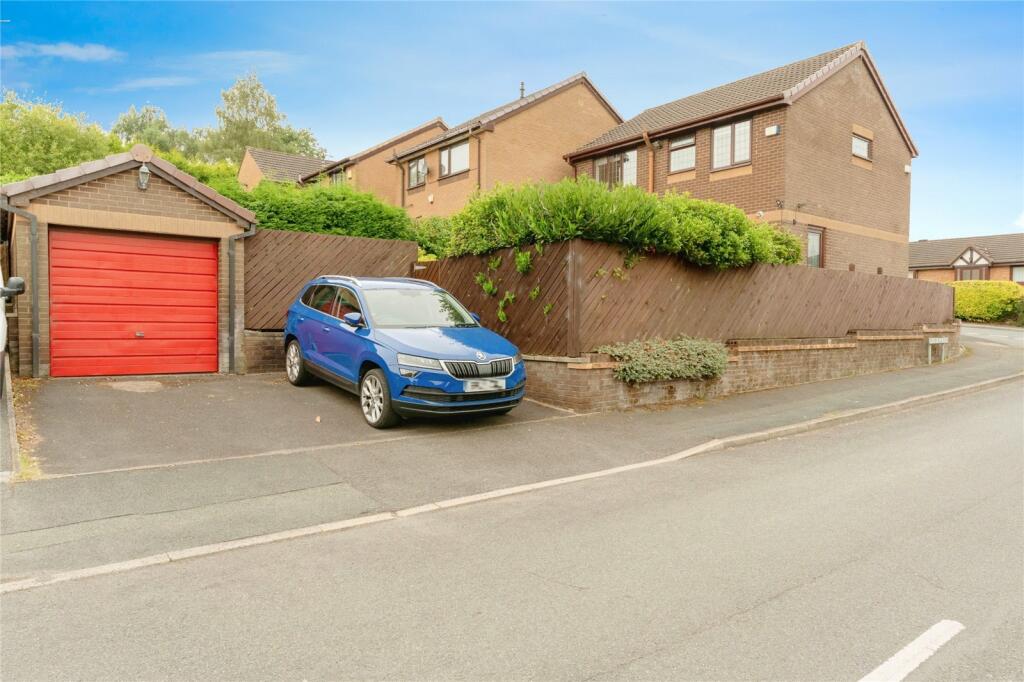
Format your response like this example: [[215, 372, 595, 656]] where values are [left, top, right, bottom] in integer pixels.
[[513, 352, 523, 364], [397, 353, 443, 370]]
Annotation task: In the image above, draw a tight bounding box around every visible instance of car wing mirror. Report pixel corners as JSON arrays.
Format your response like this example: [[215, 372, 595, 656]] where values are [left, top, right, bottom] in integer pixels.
[[1, 276, 25, 300], [342, 311, 364, 327], [470, 312, 481, 323]]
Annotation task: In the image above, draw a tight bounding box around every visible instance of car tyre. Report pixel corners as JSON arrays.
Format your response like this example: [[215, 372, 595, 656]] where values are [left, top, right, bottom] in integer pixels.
[[360, 368, 400, 429], [285, 339, 312, 386]]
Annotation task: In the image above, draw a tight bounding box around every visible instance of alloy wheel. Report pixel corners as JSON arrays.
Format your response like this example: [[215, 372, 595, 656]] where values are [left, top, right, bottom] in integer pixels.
[[361, 374, 384, 423], [286, 343, 301, 382]]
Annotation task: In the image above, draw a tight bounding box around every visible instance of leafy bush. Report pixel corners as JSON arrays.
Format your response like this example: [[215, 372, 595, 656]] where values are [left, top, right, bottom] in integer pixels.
[[411, 217, 454, 258], [951, 281, 1024, 322], [595, 336, 729, 384], [443, 177, 800, 269]]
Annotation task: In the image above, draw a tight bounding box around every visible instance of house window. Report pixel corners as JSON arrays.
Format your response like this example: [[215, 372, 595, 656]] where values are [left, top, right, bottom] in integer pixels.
[[439, 141, 469, 177], [852, 134, 871, 160], [407, 157, 427, 188], [330, 172, 345, 186], [806, 228, 824, 268], [1013, 265, 1024, 283], [712, 120, 751, 169], [957, 267, 987, 281], [669, 134, 696, 173], [594, 149, 637, 188]]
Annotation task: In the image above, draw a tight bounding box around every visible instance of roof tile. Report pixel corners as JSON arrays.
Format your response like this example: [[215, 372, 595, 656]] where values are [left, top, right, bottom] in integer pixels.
[[245, 147, 334, 183], [909, 233, 1024, 268]]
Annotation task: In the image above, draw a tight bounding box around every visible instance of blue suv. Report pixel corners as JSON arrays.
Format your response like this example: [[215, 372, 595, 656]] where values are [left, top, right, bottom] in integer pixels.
[[284, 276, 526, 428]]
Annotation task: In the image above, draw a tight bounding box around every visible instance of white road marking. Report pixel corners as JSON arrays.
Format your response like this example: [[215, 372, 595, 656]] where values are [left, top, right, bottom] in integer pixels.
[[859, 620, 965, 682], [1, 373, 1020, 594]]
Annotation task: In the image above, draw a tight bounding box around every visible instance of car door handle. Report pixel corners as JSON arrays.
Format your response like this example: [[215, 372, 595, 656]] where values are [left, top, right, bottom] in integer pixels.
[[322, 326, 331, 333]]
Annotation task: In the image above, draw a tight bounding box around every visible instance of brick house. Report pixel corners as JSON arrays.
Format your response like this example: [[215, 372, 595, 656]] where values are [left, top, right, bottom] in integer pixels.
[[237, 147, 334, 190], [910, 233, 1024, 283], [389, 73, 622, 218], [298, 117, 448, 206], [567, 42, 918, 276], [1, 145, 257, 378]]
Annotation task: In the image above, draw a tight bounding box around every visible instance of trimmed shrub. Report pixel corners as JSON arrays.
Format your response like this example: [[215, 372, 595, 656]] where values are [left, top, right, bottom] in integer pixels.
[[595, 336, 729, 384], [951, 280, 1024, 322], [443, 177, 800, 269], [411, 217, 454, 258]]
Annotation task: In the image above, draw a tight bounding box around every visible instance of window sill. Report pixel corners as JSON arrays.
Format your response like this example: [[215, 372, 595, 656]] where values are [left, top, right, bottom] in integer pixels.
[[407, 182, 426, 192], [709, 164, 752, 181], [851, 156, 873, 171], [666, 169, 696, 183], [438, 168, 470, 184]]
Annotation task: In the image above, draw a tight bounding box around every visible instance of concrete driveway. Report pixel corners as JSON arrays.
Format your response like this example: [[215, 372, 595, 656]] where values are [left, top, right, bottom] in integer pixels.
[[17, 373, 562, 476]]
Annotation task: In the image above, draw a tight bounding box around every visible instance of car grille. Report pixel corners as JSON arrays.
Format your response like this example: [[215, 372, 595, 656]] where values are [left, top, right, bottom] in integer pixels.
[[402, 382, 525, 403], [443, 357, 514, 378]]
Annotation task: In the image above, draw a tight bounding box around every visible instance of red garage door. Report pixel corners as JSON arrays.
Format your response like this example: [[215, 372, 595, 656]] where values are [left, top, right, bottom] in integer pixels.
[[49, 228, 219, 377]]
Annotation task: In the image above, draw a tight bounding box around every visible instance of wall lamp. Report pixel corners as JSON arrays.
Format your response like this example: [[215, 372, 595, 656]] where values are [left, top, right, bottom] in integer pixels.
[[138, 163, 151, 190]]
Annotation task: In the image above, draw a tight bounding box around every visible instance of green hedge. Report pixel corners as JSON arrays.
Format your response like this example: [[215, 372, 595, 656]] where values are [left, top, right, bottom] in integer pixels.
[[427, 177, 800, 269], [951, 280, 1024, 322], [595, 336, 729, 384]]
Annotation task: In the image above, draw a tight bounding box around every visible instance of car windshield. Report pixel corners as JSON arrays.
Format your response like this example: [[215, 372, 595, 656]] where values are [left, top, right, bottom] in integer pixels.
[[362, 288, 478, 328]]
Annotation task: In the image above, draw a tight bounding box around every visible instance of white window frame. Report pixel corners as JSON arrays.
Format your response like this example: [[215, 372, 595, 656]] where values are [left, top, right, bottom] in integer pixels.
[[852, 134, 871, 160], [594, 149, 637, 188], [1012, 265, 1024, 283], [669, 134, 696, 173], [712, 119, 751, 170], [407, 157, 427, 188], [439, 140, 470, 178]]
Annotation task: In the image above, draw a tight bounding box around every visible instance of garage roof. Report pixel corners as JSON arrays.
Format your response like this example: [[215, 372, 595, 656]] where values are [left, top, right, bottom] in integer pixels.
[[1, 145, 257, 225]]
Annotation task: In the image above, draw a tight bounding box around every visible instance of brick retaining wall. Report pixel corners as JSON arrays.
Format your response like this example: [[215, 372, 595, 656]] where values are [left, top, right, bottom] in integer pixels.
[[524, 325, 960, 411], [243, 330, 285, 374]]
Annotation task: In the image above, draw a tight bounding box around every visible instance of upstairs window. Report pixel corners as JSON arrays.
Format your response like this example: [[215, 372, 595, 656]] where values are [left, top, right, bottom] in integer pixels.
[[594, 149, 637, 188], [806, 228, 824, 268], [439, 140, 470, 177], [712, 120, 751, 169], [669, 134, 696, 173], [852, 134, 871, 160], [407, 157, 427, 188]]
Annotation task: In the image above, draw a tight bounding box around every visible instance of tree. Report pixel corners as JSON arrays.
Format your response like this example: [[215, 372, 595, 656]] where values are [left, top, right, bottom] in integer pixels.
[[202, 74, 325, 163], [0, 91, 121, 183], [111, 105, 202, 158]]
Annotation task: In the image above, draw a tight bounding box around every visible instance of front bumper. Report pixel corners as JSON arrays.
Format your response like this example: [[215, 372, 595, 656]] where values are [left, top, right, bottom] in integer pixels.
[[388, 362, 526, 417]]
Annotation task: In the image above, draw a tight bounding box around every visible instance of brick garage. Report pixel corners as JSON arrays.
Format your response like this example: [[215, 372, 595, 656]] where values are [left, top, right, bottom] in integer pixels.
[[1, 145, 257, 378], [524, 326, 961, 412]]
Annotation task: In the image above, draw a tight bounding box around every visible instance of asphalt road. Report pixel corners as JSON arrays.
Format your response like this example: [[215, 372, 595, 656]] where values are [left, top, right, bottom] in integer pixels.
[[2, 376, 1021, 680]]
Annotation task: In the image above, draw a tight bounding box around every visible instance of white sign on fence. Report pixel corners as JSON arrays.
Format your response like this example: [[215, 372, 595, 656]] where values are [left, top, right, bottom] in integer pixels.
[[928, 336, 949, 345]]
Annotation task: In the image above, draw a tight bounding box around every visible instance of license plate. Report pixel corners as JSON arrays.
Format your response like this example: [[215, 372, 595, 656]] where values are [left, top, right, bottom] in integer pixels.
[[464, 378, 505, 392]]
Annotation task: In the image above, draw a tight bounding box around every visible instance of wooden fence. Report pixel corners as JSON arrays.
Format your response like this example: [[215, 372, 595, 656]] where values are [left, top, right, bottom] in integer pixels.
[[418, 239, 955, 357], [245, 229, 417, 330]]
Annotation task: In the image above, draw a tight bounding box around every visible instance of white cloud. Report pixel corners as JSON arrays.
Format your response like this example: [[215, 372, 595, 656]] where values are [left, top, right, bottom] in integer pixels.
[[1015, 211, 1024, 229], [189, 50, 305, 75], [1, 42, 123, 62], [106, 76, 198, 92]]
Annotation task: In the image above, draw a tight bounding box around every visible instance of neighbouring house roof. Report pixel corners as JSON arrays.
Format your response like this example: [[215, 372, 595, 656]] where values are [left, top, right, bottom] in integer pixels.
[[909, 233, 1024, 269], [392, 73, 622, 161], [569, 41, 917, 160], [245, 147, 334, 183], [1, 145, 257, 225], [299, 117, 449, 184]]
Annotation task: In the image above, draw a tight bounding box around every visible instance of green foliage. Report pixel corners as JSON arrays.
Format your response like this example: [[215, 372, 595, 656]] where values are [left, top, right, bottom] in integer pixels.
[[442, 177, 800, 269], [528, 285, 541, 300], [203, 74, 325, 163], [596, 336, 729, 384], [542, 303, 554, 317], [513, 248, 533, 274], [111, 105, 202, 157], [496, 290, 516, 323], [950, 281, 1024, 322], [411, 217, 453, 258], [487, 255, 502, 271], [474, 272, 498, 297], [0, 91, 121, 183]]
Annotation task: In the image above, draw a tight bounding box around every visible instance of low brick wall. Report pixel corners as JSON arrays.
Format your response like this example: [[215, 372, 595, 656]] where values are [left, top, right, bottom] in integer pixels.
[[525, 325, 961, 411], [243, 330, 285, 374]]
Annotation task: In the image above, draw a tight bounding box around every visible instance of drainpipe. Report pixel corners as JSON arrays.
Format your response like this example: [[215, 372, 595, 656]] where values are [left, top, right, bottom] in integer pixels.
[[394, 153, 406, 208], [641, 131, 655, 194], [227, 223, 257, 373], [0, 199, 39, 378]]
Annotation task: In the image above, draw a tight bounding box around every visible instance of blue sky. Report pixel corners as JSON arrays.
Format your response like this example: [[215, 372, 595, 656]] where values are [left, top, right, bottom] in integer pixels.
[[2, 1, 1021, 240]]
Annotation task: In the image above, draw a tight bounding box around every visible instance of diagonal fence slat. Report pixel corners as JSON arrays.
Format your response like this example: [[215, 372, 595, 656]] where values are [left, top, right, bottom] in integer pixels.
[[244, 229, 418, 331]]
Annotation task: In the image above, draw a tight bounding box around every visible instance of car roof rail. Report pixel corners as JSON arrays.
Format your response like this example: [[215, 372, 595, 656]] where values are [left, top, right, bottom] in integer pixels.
[[394, 277, 437, 287], [322, 275, 361, 286]]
